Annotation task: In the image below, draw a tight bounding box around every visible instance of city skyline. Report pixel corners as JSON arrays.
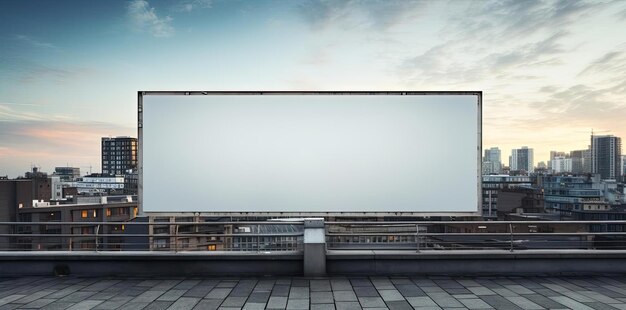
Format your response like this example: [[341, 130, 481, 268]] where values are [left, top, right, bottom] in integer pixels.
[[2, 0, 626, 177]]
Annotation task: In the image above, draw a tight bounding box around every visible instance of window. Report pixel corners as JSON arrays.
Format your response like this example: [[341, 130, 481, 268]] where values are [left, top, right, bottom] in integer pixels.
[[81, 210, 88, 218], [106, 209, 111, 217], [207, 244, 216, 251]]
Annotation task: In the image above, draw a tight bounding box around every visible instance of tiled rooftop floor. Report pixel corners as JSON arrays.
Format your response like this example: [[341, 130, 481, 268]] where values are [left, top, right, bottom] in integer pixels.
[[2, 276, 626, 309]]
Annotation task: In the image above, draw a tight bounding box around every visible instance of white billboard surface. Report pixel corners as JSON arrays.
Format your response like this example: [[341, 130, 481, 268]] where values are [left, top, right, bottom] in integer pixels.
[[140, 92, 480, 213]]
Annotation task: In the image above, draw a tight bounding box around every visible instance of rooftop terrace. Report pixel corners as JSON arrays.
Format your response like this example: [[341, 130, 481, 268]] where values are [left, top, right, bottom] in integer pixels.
[[2, 275, 626, 309]]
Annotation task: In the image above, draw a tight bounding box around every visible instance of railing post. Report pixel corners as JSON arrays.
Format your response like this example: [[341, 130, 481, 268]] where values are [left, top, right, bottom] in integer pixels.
[[509, 223, 514, 252], [304, 218, 326, 276], [174, 224, 179, 253], [95, 224, 100, 252], [416, 224, 420, 253], [257, 224, 261, 252]]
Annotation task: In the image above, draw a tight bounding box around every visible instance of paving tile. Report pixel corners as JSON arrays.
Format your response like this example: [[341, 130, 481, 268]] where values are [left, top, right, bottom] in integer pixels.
[[333, 291, 358, 302], [385, 300, 412, 310], [378, 290, 403, 302], [335, 301, 362, 310], [550, 296, 596, 310], [272, 285, 291, 297], [248, 291, 270, 303], [143, 301, 173, 310], [311, 280, 332, 292], [192, 299, 223, 310], [350, 279, 373, 287], [311, 304, 335, 310], [66, 300, 103, 310], [427, 292, 463, 308], [173, 280, 201, 290], [331, 280, 352, 292], [132, 291, 165, 303], [458, 298, 493, 309], [358, 297, 385, 308], [467, 287, 495, 296], [523, 294, 566, 309], [479, 295, 522, 310], [267, 296, 288, 309], [206, 288, 233, 299], [0, 295, 25, 306], [93, 296, 133, 309], [311, 292, 334, 304], [286, 299, 309, 310], [167, 297, 199, 310], [157, 290, 186, 301], [504, 296, 544, 310], [183, 285, 214, 298], [290, 287, 310, 299], [21, 298, 56, 309], [353, 287, 378, 298], [41, 301, 77, 310], [395, 284, 425, 297], [221, 296, 247, 307], [243, 302, 267, 310], [406, 296, 438, 308]]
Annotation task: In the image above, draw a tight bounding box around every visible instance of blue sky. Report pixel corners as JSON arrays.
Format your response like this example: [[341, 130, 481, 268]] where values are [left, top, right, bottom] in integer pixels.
[[1, 0, 626, 177]]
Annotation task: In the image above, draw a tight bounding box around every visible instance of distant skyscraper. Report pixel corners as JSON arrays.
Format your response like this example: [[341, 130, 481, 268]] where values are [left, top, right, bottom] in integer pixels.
[[570, 149, 591, 174], [591, 135, 622, 180], [510, 146, 534, 173], [482, 147, 502, 174], [102, 137, 138, 176]]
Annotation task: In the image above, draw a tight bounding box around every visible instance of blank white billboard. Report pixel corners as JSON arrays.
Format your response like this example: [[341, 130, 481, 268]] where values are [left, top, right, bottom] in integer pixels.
[[139, 92, 481, 214]]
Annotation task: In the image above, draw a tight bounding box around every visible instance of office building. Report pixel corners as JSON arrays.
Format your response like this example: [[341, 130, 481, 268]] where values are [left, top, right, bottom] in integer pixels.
[[591, 135, 622, 180], [571, 149, 591, 174], [551, 156, 572, 174], [481, 175, 534, 218], [102, 136, 137, 176], [510, 147, 534, 174], [482, 147, 502, 174], [53, 167, 80, 182]]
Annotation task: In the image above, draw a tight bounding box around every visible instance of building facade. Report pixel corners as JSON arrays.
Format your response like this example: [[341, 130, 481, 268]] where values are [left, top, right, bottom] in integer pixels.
[[53, 167, 80, 182], [482, 147, 502, 175], [591, 135, 622, 180], [510, 147, 534, 173], [102, 137, 137, 176]]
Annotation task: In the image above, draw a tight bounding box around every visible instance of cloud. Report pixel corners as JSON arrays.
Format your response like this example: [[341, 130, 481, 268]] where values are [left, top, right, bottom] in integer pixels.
[[579, 49, 626, 77], [14, 34, 57, 49], [173, 0, 212, 12], [298, 0, 428, 31], [127, 0, 174, 37]]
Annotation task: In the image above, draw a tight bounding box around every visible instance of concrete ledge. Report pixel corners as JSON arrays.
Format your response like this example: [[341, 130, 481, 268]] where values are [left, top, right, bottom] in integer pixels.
[[327, 250, 626, 275], [0, 251, 303, 277]]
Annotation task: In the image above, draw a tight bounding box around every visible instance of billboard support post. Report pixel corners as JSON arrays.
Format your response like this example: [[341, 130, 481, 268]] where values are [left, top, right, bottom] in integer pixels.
[[304, 218, 326, 276]]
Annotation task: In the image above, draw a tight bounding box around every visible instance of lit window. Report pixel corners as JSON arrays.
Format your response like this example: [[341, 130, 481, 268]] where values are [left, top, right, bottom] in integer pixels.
[[81, 210, 88, 218], [93, 210, 97, 218], [106, 209, 111, 217], [207, 244, 216, 251]]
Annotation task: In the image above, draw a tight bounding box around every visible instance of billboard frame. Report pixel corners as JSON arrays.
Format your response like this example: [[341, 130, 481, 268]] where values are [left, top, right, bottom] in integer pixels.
[[138, 91, 482, 217]]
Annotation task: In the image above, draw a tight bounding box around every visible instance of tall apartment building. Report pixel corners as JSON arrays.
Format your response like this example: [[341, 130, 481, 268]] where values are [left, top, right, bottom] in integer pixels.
[[571, 149, 591, 174], [482, 147, 502, 174], [102, 137, 137, 176], [591, 135, 622, 180], [510, 146, 534, 173]]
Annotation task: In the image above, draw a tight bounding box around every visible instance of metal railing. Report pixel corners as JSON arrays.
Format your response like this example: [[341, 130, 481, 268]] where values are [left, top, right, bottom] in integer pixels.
[[0, 221, 304, 252], [325, 220, 626, 252], [2, 220, 626, 253]]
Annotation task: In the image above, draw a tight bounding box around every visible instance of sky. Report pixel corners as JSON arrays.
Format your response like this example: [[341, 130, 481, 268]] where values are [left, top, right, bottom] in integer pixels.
[[0, 0, 625, 178]]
